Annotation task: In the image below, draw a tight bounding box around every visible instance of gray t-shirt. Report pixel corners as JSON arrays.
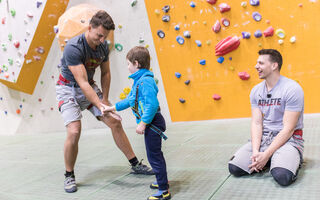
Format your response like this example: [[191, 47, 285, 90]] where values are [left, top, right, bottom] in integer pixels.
[[60, 33, 109, 83], [250, 75, 304, 132]]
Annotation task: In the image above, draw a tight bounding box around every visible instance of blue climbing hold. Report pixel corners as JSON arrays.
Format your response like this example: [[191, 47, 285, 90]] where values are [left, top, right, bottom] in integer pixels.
[[252, 12, 262, 22], [176, 36, 185, 45], [254, 30, 262, 38], [195, 40, 202, 47], [179, 98, 186, 103], [157, 30, 165, 38], [250, 0, 259, 6], [199, 59, 206, 65], [229, 57, 232, 61], [190, 1, 196, 7], [217, 57, 224, 64], [175, 72, 181, 78], [4, 111, 7, 115], [184, 80, 190, 85], [174, 25, 180, 31], [162, 5, 170, 13], [162, 15, 170, 22], [242, 32, 251, 39], [19, 104, 22, 108]]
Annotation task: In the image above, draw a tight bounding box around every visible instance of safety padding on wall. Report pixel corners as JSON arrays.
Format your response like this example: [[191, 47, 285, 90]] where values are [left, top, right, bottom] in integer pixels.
[[0, 0, 69, 94], [145, 0, 320, 122]]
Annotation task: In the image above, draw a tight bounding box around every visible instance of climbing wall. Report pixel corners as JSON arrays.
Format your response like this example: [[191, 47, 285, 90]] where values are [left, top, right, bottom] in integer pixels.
[[145, 0, 320, 121]]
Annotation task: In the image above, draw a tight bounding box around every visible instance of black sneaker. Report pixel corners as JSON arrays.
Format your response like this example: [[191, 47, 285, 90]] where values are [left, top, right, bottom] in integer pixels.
[[147, 190, 171, 200], [64, 175, 77, 193], [131, 159, 155, 175]]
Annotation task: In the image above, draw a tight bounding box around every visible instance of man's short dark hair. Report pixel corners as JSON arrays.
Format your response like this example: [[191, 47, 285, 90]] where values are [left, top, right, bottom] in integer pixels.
[[126, 46, 151, 70], [90, 10, 115, 30], [258, 49, 283, 71]]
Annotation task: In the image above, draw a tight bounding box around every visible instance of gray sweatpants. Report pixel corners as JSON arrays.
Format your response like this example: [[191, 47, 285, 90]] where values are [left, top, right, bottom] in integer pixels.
[[229, 131, 304, 175]]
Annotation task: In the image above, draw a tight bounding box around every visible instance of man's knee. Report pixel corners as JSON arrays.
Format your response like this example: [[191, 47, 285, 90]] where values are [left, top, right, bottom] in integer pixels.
[[66, 123, 81, 144], [228, 163, 249, 177], [106, 117, 123, 130], [271, 167, 296, 186]]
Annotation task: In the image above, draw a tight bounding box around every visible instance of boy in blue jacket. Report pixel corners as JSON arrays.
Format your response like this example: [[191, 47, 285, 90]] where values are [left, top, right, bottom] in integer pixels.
[[103, 46, 170, 200]]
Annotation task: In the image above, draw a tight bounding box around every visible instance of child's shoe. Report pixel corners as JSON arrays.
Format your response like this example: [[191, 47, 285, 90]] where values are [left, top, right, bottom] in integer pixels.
[[147, 190, 171, 200]]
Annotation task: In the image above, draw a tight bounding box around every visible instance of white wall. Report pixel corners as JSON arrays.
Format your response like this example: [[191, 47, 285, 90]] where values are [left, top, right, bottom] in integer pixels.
[[0, 0, 171, 135]]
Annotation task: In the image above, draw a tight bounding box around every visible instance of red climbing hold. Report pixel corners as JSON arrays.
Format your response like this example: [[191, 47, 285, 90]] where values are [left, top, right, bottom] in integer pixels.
[[16, 109, 21, 114], [215, 36, 240, 56], [14, 41, 20, 48], [212, 20, 221, 33], [207, 0, 217, 5], [238, 72, 250, 80], [212, 94, 221, 100], [219, 3, 231, 13], [263, 26, 274, 37], [1, 17, 5, 24]]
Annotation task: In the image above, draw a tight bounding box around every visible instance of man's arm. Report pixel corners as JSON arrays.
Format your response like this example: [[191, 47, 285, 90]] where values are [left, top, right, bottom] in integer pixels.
[[100, 61, 111, 105], [69, 64, 103, 111], [251, 107, 263, 154]]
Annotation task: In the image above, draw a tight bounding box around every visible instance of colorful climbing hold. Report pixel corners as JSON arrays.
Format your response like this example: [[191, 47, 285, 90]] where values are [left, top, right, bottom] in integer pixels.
[[1, 43, 7, 51], [215, 36, 240, 56], [154, 77, 159, 85], [119, 92, 126, 100], [290, 36, 296, 43], [263, 26, 274, 37], [250, 0, 259, 6], [183, 31, 191, 38], [16, 59, 21, 67], [174, 24, 180, 31], [195, 40, 202, 47], [8, 33, 12, 41], [4, 72, 9, 79], [16, 109, 21, 114], [10, 9, 16, 17], [115, 43, 123, 51], [206, 40, 211, 45], [219, 3, 231, 13], [221, 18, 230, 27], [176, 36, 185, 45], [242, 32, 251, 39], [8, 58, 13, 65], [27, 12, 34, 18], [207, 0, 217, 5], [179, 98, 186, 103], [155, 9, 160, 15], [162, 15, 170, 22], [229, 66, 235, 71], [38, 98, 42, 102], [53, 25, 59, 34], [212, 20, 221, 33], [212, 94, 221, 100], [217, 57, 224, 64], [275, 29, 286, 39], [238, 72, 250, 80], [278, 39, 284, 45], [190, 1, 196, 8], [37, 1, 43, 8], [175, 72, 181, 78], [252, 12, 262, 22], [254, 30, 262, 38], [1, 17, 5, 24], [131, 0, 137, 7], [241, 2, 247, 7], [162, 5, 170, 13], [118, 24, 123, 29], [157, 30, 165, 38], [199, 59, 206, 65], [139, 37, 144, 43], [36, 46, 45, 54], [123, 87, 131, 95], [13, 41, 20, 48], [184, 80, 190, 85]]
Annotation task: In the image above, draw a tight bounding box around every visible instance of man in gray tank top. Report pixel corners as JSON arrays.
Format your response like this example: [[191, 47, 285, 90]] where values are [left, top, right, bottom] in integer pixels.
[[228, 49, 304, 186], [55, 11, 154, 193]]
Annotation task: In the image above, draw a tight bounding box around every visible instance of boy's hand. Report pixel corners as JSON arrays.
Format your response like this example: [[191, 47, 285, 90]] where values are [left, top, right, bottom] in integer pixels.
[[136, 122, 147, 134], [100, 103, 122, 121]]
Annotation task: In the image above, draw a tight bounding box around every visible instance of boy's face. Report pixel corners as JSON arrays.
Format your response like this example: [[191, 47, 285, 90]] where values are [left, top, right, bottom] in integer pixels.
[[127, 59, 139, 74]]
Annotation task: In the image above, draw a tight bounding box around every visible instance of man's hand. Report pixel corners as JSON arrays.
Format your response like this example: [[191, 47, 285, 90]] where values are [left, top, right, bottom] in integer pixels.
[[100, 103, 122, 121], [136, 122, 147, 135], [249, 151, 270, 172]]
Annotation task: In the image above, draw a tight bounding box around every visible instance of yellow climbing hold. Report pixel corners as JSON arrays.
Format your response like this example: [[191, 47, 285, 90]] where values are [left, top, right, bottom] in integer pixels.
[[119, 92, 126, 100], [123, 87, 131, 95], [275, 29, 285, 39]]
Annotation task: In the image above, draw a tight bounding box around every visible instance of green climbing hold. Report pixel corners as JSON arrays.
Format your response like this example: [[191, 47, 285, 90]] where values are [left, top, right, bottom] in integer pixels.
[[8, 33, 12, 41], [115, 43, 123, 51], [40, 81, 44, 84], [30, 114, 33, 117], [131, 0, 137, 7], [8, 58, 13, 65], [2, 65, 8, 72], [22, 99, 25, 102], [154, 77, 159, 85], [10, 9, 16, 17]]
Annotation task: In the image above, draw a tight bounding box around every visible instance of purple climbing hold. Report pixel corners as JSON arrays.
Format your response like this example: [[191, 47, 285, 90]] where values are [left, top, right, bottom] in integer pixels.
[[184, 80, 190, 85], [195, 40, 202, 47], [157, 30, 165, 38], [190, 1, 196, 7], [254, 30, 262, 38], [19, 104, 22, 108], [176, 36, 185, 45], [199, 59, 206, 65], [252, 12, 262, 22], [242, 32, 251, 39], [36, 1, 43, 8], [250, 0, 259, 6], [217, 57, 224, 64], [179, 98, 186, 103], [0, 97, 2, 100], [162, 5, 170, 13], [174, 24, 180, 31], [229, 57, 232, 61], [4, 111, 8, 115], [175, 72, 181, 78], [162, 15, 170, 22]]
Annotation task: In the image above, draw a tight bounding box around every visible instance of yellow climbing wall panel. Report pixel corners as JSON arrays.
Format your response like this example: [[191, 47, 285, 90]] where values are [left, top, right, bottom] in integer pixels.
[[145, 0, 320, 121], [0, 0, 69, 94]]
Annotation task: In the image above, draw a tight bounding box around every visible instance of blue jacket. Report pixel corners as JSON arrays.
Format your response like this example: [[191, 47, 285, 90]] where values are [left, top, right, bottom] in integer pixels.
[[115, 69, 159, 124]]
